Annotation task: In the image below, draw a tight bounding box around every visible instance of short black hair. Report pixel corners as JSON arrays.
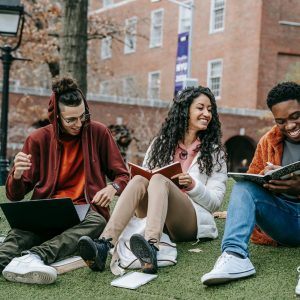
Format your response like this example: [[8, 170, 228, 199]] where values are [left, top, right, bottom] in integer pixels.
[[266, 81, 300, 109]]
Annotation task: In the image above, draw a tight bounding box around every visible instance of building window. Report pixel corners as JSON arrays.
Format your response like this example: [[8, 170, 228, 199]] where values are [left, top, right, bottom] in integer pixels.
[[207, 59, 223, 98], [103, 0, 113, 8], [210, 0, 225, 33], [148, 72, 160, 99], [123, 77, 135, 97], [101, 36, 112, 59], [100, 81, 111, 95], [124, 17, 137, 54], [178, 1, 192, 34], [150, 9, 164, 48]]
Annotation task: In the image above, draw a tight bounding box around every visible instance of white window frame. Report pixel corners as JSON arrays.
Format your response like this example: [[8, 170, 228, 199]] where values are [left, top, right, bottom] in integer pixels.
[[123, 76, 135, 97], [149, 9, 164, 48], [103, 0, 114, 8], [101, 36, 112, 60], [148, 71, 161, 99], [124, 17, 138, 54], [209, 0, 225, 34], [100, 80, 111, 95], [178, 1, 192, 34], [207, 59, 223, 99]]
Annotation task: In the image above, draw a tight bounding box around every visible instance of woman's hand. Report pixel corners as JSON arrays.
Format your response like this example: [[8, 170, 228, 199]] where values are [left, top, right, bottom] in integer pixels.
[[91, 185, 117, 207], [171, 172, 193, 188], [13, 152, 32, 179]]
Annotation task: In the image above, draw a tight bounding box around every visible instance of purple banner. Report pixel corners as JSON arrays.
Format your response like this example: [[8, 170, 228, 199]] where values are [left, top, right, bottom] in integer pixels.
[[174, 31, 189, 95]]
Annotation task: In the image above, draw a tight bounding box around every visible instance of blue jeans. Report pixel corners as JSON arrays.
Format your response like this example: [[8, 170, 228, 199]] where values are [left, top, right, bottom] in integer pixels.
[[222, 181, 300, 258]]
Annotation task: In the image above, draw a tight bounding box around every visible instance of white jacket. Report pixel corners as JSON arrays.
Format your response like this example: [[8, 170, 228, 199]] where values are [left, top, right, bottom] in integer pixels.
[[143, 144, 228, 239]]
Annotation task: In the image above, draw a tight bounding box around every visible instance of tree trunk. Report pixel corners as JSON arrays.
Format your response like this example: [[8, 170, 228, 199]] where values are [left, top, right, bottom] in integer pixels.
[[60, 0, 88, 96]]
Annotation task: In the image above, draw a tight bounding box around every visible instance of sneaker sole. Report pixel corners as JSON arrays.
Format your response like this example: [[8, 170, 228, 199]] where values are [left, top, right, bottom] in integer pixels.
[[3, 270, 56, 284], [78, 237, 105, 271], [201, 269, 256, 286], [129, 234, 157, 274]]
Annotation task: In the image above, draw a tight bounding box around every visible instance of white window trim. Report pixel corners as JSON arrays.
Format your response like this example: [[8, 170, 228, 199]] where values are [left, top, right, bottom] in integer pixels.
[[124, 16, 138, 54], [207, 59, 223, 99], [102, 0, 114, 8], [209, 0, 225, 34], [101, 36, 112, 60], [148, 71, 161, 99], [178, 0, 192, 34], [149, 8, 164, 48]]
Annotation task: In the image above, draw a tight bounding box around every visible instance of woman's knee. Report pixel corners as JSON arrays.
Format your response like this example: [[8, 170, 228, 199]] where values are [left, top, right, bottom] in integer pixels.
[[130, 175, 149, 187], [149, 173, 169, 187]]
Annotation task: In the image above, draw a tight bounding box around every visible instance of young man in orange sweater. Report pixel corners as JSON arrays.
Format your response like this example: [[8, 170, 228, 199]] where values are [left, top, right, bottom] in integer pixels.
[[1, 77, 129, 285], [201, 82, 300, 294]]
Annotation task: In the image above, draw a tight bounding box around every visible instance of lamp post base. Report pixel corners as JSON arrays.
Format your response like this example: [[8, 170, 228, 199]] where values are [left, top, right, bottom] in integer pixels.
[[0, 158, 9, 186]]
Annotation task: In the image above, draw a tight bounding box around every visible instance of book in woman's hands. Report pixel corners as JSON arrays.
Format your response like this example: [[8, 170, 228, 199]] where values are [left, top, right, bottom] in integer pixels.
[[128, 161, 183, 187], [228, 160, 300, 185]]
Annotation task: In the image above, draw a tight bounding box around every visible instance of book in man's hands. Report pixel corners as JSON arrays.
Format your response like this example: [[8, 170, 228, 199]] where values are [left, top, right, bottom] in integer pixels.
[[228, 160, 300, 185], [128, 161, 183, 187]]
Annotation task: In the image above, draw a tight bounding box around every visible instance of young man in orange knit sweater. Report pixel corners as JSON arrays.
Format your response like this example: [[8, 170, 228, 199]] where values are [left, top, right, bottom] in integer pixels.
[[1, 77, 129, 285], [201, 82, 300, 294]]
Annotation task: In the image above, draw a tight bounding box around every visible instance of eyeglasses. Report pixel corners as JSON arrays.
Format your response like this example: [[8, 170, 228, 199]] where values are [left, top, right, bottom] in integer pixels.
[[60, 113, 90, 125]]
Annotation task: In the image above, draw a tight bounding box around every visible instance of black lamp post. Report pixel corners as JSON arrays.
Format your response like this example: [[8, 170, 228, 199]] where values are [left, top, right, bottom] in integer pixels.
[[0, 0, 25, 185]]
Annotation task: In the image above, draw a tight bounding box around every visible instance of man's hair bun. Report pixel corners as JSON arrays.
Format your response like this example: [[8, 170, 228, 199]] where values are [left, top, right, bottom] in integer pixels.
[[52, 76, 78, 95]]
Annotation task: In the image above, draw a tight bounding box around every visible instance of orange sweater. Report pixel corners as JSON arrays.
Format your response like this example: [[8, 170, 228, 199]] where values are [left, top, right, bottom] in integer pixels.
[[52, 134, 85, 204], [247, 125, 283, 246]]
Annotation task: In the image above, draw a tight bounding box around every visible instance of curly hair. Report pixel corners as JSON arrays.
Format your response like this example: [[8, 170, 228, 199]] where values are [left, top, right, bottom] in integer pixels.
[[52, 76, 83, 107], [266, 81, 300, 109], [146, 86, 226, 176]]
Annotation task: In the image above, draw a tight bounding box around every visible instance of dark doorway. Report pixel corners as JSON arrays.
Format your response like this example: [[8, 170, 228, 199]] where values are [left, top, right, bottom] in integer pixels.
[[225, 136, 256, 172]]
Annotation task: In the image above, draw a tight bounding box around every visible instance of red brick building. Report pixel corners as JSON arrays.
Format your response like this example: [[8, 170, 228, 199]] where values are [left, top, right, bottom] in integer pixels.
[[3, 0, 300, 170]]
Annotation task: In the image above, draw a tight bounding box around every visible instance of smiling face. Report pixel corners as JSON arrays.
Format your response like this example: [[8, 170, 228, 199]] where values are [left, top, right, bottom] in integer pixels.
[[59, 101, 86, 136], [271, 99, 300, 142], [188, 94, 212, 132]]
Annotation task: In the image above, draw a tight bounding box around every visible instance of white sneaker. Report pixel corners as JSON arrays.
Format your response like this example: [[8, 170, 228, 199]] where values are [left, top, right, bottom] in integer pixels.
[[2, 253, 57, 284], [296, 266, 300, 295], [201, 252, 256, 286]]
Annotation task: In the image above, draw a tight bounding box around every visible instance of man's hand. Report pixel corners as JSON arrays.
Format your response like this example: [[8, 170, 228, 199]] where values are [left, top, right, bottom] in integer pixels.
[[91, 185, 117, 207], [263, 173, 300, 197], [13, 152, 32, 180], [171, 172, 193, 188]]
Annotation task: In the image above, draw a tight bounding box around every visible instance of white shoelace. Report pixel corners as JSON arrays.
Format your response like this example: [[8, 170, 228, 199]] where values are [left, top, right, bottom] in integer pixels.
[[214, 253, 231, 270]]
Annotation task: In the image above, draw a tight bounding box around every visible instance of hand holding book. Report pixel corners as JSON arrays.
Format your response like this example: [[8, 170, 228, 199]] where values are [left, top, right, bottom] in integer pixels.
[[171, 172, 193, 189]]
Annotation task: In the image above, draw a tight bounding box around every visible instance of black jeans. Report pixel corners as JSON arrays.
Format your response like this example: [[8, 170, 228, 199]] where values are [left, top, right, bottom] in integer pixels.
[[0, 210, 106, 271]]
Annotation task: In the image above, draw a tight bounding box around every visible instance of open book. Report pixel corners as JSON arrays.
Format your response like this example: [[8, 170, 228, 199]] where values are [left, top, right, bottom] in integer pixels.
[[128, 161, 182, 187], [228, 160, 300, 185]]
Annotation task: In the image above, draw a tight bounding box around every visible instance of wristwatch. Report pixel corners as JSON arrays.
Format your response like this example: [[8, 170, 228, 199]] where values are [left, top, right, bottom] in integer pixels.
[[108, 182, 120, 192]]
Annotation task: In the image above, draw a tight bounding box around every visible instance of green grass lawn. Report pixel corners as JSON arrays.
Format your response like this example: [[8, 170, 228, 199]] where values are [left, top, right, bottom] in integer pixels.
[[0, 181, 299, 300]]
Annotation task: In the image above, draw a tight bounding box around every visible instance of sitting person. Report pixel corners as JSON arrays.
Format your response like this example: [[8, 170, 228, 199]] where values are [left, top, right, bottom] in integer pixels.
[[201, 81, 300, 286], [1, 76, 129, 284], [78, 86, 227, 274]]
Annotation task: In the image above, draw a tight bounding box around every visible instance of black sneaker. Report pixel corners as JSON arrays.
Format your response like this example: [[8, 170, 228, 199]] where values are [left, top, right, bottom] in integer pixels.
[[78, 236, 113, 272], [129, 234, 158, 274]]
